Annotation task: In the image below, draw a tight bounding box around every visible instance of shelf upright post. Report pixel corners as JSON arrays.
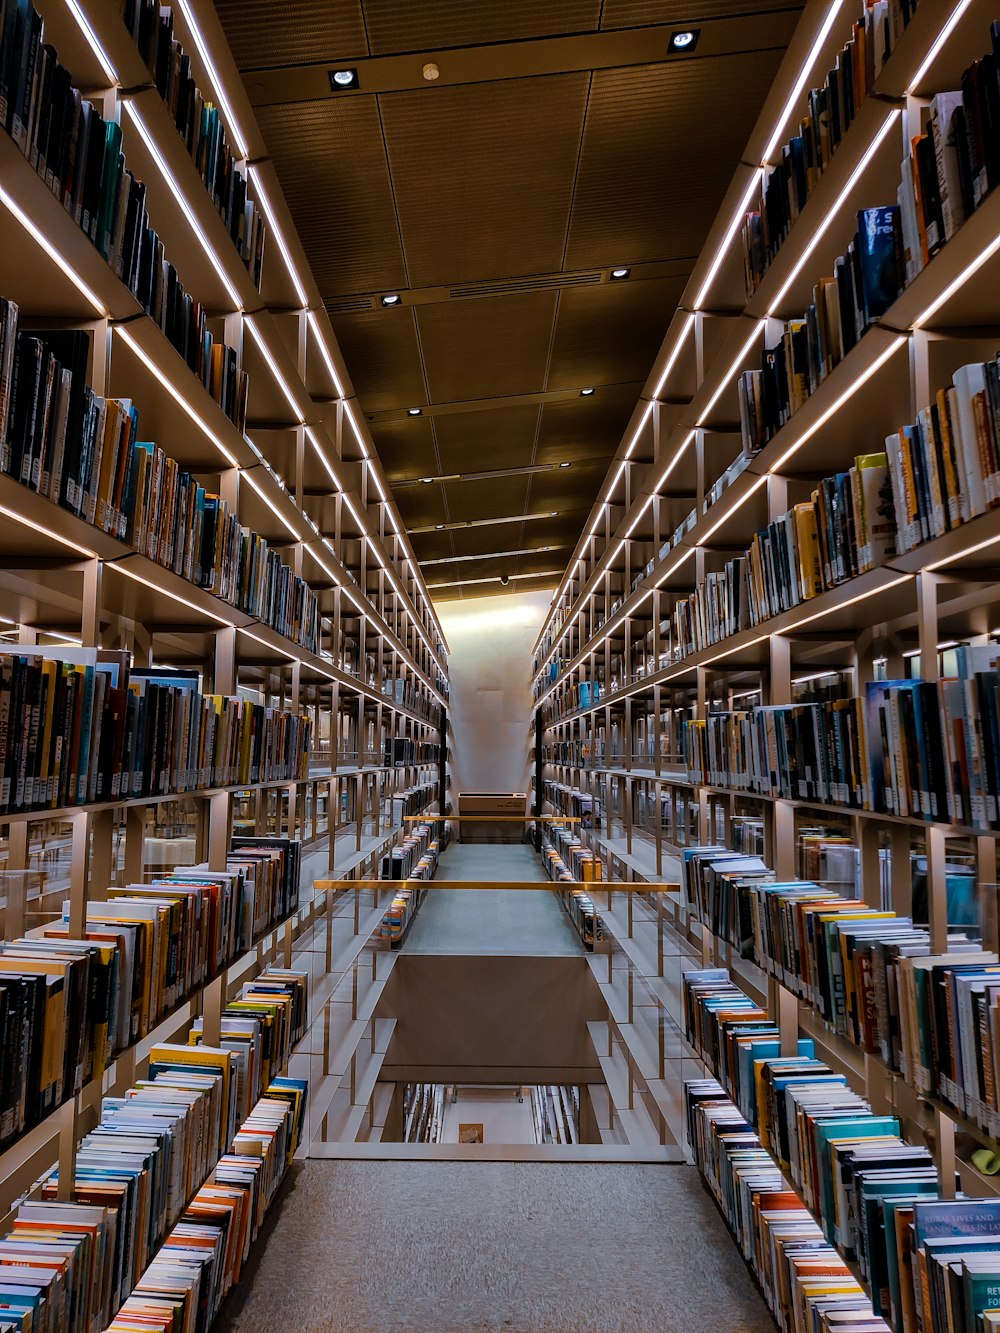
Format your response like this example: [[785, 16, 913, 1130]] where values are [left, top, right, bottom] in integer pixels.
[[918, 570, 949, 952]]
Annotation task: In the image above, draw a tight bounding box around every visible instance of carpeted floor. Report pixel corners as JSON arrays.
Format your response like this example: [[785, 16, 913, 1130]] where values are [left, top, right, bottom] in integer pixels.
[[214, 1159, 775, 1333], [403, 842, 582, 956]]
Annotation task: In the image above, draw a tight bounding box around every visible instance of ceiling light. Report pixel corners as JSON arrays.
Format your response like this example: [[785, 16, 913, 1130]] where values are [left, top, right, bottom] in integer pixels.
[[423, 545, 564, 567], [559, 462, 571, 468], [610, 267, 630, 280], [580, 388, 595, 397], [435, 524, 444, 529], [550, 511, 558, 517], [419, 477, 434, 484], [423, 62, 440, 81], [407, 407, 422, 417], [381, 294, 401, 307], [668, 29, 700, 51], [329, 68, 359, 90]]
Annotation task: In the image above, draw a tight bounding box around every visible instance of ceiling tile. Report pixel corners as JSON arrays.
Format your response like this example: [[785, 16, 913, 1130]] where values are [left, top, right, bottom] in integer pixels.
[[368, 416, 438, 480], [363, 0, 601, 54], [433, 405, 541, 476], [600, 0, 800, 28], [255, 98, 406, 296], [534, 390, 636, 468], [548, 275, 688, 391], [379, 75, 589, 287], [566, 51, 785, 270], [333, 309, 426, 413], [414, 292, 557, 402], [215, 0, 369, 68]]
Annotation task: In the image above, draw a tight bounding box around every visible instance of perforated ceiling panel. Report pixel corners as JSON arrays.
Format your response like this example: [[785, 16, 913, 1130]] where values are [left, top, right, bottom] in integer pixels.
[[379, 76, 589, 289], [566, 51, 785, 269], [414, 292, 557, 404], [221, 1, 803, 596], [214, 0, 368, 69], [255, 98, 405, 297], [363, 0, 603, 55]]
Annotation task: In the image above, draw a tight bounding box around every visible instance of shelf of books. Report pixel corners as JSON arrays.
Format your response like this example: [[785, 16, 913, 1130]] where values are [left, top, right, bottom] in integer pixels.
[[0, 0, 451, 1325], [530, 2, 1000, 1327]]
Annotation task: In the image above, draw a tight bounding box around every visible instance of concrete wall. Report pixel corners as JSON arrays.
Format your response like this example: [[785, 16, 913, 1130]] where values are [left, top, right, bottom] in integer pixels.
[[436, 590, 550, 801]]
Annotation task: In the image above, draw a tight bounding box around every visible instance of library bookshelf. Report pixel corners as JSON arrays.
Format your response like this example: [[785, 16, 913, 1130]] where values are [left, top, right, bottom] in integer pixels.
[[0, 0, 450, 1301], [532, 0, 1000, 1276]]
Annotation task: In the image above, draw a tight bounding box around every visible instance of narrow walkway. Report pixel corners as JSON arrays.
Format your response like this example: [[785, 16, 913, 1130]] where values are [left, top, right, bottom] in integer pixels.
[[215, 1159, 776, 1333], [403, 842, 582, 955]]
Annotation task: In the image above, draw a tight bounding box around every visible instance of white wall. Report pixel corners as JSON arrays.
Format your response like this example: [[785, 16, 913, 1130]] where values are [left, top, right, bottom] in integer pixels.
[[437, 589, 550, 800]]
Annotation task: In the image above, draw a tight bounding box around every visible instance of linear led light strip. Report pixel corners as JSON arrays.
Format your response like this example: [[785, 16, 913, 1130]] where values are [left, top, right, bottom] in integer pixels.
[[913, 228, 1000, 329], [241, 467, 302, 540], [693, 0, 845, 311], [64, 0, 117, 83], [767, 335, 906, 472], [429, 570, 565, 590], [0, 184, 106, 315], [123, 102, 242, 311], [695, 475, 768, 547], [172, 1, 449, 654], [779, 572, 910, 631], [766, 110, 902, 315], [244, 317, 304, 422], [114, 325, 240, 466], [0, 503, 97, 559], [908, 0, 973, 93], [112, 560, 232, 625], [238, 626, 338, 684]]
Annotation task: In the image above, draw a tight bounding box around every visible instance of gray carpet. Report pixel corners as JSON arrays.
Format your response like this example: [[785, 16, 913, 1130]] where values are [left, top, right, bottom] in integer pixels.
[[215, 1159, 775, 1333], [403, 843, 582, 956]]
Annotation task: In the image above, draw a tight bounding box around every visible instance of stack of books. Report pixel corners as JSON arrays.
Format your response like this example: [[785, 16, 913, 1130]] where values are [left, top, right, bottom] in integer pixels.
[[898, 24, 1000, 284], [683, 655, 1000, 829], [0, 650, 313, 815], [741, 0, 917, 295], [0, 2, 248, 427], [739, 208, 903, 457], [541, 821, 604, 949], [0, 300, 320, 651], [122, 0, 267, 287]]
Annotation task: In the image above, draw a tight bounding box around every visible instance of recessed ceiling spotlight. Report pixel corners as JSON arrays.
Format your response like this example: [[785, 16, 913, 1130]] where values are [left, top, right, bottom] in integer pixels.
[[419, 476, 434, 483], [423, 62, 440, 81], [559, 462, 571, 468], [435, 523, 444, 529], [550, 511, 558, 516], [381, 293, 401, 307], [329, 68, 359, 90], [610, 267, 630, 280], [580, 387, 595, 397], [668, 29, 700, 52], [407, 407, 422, 416]]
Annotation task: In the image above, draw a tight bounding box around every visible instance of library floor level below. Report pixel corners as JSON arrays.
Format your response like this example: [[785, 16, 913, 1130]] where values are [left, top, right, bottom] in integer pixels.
[[213, 1159, 775, 1333], [402, 842, 583, 955]]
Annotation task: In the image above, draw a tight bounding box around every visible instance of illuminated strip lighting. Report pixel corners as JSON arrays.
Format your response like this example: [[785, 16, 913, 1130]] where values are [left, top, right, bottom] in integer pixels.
[[692, 170, 765, 310], [767, 337, 906, 472], [653, 545, 694, 588], [777, 573, 912, 633], [112, 561, 230, 624], [0, 504, 96, 558], [238, 626, 338, 683], [903, 640, 959, 660], [652, 315, 696, 398], [305, 311, 346, 399], [624, 400, 654, 458], [696, 323, 767, 425], [767, 111, 902, 313], [114, 326, 240, 466], [429, 570, 564, 590], [244, 317, 304, 422], [913, 233, 1000, 329], [368, 465, 389, 505], [907, 0, 973, 92], [303, 543, 340, 585], [175, 0, 251, 157], [695, 474, 768, 546], [304, 425, 343, 489], [700, 632, 770, 669], [924, 531, 1000, 572], [0, 185, 106, 315], [763, 2, 845, 160], [424, 544, 561, 567], [691, 1, 845, 312], [64, 0, 118, 83], [655, 429, 697, 491], [341, 492, 368, 533], [342, 399, 370, 460], [241, 468, 303, 540], [246, 167, 309, 308], [123, 103, 242, 310]]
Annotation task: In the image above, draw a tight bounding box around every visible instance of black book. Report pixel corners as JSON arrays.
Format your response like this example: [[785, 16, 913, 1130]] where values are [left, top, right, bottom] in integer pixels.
[[10, 2, 40, 152], [29, 42, 55, 176], [0, 0, 21, 130], [81, 102, 108, 243], [45, 61, 72, 197], [7, 336, 42, 483], [915, 133, 945, 255], [21, 328, 89, 511], [69, 97, 92, 225]]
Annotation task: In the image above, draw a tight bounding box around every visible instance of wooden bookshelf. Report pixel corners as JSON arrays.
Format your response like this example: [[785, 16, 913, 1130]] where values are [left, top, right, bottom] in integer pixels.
[[0, 0, 451, 1252], [533, 0, 1000, 1201]]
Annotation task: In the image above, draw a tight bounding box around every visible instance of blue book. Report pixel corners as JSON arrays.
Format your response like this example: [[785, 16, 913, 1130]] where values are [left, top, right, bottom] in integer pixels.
[[857, 206, 902, 325]]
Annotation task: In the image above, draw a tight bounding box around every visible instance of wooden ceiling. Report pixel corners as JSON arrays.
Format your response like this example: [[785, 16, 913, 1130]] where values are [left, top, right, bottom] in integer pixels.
[[219, 0, 803, 598]]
